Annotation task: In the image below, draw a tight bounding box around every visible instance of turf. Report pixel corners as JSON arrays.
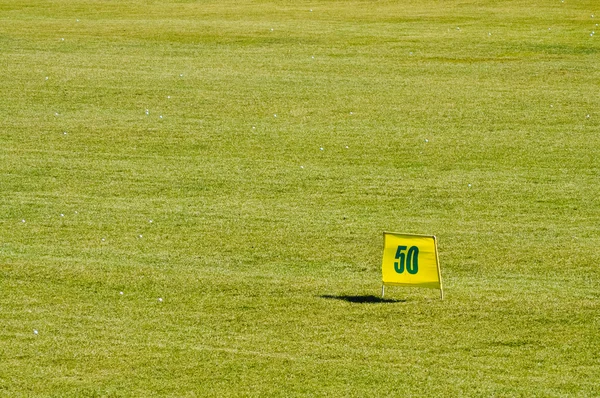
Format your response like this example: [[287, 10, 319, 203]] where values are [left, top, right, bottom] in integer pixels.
[[1, 0, 599, 396]]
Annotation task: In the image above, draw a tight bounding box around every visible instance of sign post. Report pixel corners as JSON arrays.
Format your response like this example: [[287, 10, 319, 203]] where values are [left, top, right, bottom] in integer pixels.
[[381, 232, 443, 299]]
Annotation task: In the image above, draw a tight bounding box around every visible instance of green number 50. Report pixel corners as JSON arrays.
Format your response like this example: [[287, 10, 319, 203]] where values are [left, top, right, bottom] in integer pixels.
[[394, 245, 419, 274]]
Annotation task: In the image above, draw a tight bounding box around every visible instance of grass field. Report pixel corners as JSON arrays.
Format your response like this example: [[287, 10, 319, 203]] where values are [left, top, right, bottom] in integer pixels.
[[1, 0, 599, 396]]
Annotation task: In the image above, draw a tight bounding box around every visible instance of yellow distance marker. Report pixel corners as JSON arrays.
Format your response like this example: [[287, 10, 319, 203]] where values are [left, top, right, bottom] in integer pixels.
[[381, 232, 444, 299]]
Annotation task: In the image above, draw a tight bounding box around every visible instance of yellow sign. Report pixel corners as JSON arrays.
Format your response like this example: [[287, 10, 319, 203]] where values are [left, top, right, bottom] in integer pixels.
[[381, 232, 443, 299]]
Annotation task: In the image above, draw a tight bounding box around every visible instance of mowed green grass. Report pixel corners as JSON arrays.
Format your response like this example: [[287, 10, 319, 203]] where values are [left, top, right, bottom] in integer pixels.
[[1, 0, 599, 396]]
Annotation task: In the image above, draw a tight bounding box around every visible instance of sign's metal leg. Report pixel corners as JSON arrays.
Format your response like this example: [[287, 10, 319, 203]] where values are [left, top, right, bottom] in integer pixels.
[[381, 284, 385, 298]]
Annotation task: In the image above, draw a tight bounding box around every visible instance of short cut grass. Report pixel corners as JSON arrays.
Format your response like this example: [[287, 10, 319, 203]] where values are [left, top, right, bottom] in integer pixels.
[[1, 0, 599, 396]]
